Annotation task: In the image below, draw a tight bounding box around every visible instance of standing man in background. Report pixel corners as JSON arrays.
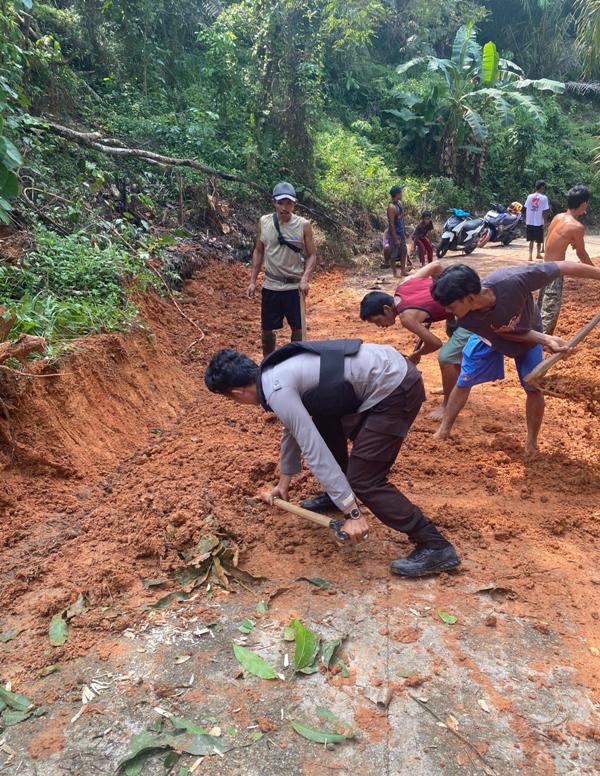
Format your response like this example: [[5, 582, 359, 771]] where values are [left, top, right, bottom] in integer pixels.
[[524, 180, 550, 261], [247, 182, 317, 356], [383, 185, 409, 277], [539, 184, 593, 334]]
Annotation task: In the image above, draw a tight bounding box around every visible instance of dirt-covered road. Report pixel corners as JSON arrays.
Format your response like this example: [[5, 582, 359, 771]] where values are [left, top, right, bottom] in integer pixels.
[[1, 237, 599, 775]]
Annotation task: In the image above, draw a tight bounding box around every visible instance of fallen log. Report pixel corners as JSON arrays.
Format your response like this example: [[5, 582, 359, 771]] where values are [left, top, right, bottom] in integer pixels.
[[31, 119, 341, 227]]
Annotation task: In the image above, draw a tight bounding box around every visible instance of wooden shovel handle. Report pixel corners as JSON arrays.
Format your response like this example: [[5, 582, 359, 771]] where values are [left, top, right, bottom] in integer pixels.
[[524, 311, 600, 387], [299, 292, 307, 341], [260, 494, 332, 528]]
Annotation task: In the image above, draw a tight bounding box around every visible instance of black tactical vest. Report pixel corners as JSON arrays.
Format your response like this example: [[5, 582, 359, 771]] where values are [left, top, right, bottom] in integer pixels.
[[257, 339, 363, 417]]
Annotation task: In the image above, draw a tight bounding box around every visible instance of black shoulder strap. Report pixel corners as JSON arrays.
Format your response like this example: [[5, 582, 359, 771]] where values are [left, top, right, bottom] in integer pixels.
[[272, 213, 303, 254]]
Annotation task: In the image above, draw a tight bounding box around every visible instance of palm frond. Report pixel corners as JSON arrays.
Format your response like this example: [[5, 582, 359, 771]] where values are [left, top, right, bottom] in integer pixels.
[[514, 78, 566, 93], [565, 80, 600, 97], [461, 106, 486, 142], [508, 91, 545, 122]]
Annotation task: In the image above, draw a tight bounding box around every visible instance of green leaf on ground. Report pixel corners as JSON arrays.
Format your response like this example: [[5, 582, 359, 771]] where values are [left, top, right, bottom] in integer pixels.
[[49, 614, 68, 646], [297, 576, 335, 589], [117, 732, 170, 774], [142, 577, 168, 588], [321, 638, 343, 668], [1, 709, 32, 726], [293, 619, 319, 671], [334, 657, 350, 678], [315, 706, 357, 738], [146, 591, 191, 610], [0, 686, 33, 712], [290, 720, 347, 744], [171, 717, 212, 736], [256, 600, 268, 614], [0, 628, 21, 643], [283, 624, 296, 641], [299, 663, 319, 675], [437, 610, 458, 625], [238, 619, 255, 634], [250, 730, 263, 742], [232, 643, 278, 679], [39, 664, 60, 677], [173, 563, 210, 587], [163, 751, 179, 769]]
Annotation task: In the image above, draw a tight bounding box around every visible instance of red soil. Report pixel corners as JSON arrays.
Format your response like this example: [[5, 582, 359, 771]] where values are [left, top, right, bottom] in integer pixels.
[[0, 259, 599, 709]]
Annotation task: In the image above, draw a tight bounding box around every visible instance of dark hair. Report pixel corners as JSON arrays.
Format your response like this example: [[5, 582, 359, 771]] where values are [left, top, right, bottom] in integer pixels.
[[204, 349, 258, 394], [389, 185, 403, 198], [360, 291, 395, 320], [431, 264, 481, 306], [421, 210, 432, 218], [535, 179, 545, 191], [567, 184, 590, 210]]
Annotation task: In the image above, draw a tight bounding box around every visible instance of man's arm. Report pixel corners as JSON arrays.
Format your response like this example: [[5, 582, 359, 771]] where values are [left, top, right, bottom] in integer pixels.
[[269, 388, 355, 510], [400, 260, 443, 282], [387, 203, 399, 244], [247, 218, 265, 299], [495, 329, 571, 354], [567, 227, 593, 266], [300, 221, 317, 295], [399, 312, 443, 356]]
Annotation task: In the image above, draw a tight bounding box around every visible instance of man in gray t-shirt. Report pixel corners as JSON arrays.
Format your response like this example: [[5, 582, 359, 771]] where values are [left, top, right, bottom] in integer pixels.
[[204, 341, 460, 578], [431, 261, 600, 454]]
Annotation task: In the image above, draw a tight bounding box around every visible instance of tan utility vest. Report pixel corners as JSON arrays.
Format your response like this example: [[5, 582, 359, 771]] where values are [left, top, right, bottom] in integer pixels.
[[260, 212, 307, 291]]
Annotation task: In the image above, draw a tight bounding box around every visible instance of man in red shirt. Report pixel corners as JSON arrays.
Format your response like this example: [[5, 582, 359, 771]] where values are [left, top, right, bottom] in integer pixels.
[[360, 262, 471, 419]]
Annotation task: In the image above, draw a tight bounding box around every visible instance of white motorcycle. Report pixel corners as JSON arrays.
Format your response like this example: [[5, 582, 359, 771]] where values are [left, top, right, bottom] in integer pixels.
[[437, 208, 486, 258]]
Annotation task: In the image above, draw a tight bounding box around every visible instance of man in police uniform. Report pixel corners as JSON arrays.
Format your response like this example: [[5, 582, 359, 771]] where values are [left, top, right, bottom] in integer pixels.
[[204, 340, 460, 577], [247, 182, 317, 356]]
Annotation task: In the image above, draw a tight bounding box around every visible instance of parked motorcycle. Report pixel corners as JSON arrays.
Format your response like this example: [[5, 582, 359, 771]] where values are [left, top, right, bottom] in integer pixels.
[[478, 201, 523, 247], [436, 208, 486, 258]]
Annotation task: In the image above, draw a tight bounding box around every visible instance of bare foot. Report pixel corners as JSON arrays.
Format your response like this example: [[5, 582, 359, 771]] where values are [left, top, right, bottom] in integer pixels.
[[426, 406, 446, 421], [433, 427, 451, 440], [524, 442, 539, 458], [430, 386, 444, 395]]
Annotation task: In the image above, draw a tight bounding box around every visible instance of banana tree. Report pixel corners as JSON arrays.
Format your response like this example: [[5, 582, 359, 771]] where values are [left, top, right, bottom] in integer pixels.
[[394, 24, 564, 179]]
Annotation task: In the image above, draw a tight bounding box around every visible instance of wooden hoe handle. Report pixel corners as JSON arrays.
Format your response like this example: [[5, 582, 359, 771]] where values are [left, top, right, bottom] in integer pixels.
[[524, 311, 600, 388], [260, 494, 348, 541]]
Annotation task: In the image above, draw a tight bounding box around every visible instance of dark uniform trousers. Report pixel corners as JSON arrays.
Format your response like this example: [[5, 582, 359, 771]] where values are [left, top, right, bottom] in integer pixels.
[[312, 362, 440, 543]]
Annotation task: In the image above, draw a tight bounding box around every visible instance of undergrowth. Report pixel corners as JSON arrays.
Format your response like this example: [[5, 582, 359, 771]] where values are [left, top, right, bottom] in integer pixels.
[[0, 226, 165, 353]]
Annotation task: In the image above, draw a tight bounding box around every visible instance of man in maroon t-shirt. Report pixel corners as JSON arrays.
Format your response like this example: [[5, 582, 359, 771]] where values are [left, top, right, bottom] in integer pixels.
[[360, 262, 471, 419]]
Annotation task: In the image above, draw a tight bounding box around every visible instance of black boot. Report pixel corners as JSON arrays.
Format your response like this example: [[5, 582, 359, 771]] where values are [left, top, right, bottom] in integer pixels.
[[390, 544, 460, 577], [300, 492, 341, 514]]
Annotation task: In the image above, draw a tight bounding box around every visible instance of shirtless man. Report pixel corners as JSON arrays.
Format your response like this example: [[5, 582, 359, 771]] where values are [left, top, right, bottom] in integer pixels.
[[539, 184, 594, 334], [360, 262, 471, 420]]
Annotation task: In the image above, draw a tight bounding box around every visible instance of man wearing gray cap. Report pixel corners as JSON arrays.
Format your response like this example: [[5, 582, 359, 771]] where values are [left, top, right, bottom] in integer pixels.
[[247, 182, 317, 356]]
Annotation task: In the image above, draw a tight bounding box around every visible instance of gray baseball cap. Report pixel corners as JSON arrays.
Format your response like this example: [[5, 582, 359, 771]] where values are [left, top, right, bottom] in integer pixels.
[[272, 181, 297, 202]]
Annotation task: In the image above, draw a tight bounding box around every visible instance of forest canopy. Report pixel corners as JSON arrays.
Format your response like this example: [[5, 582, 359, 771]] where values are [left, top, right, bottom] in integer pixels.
[[0, 0, 599, 346]]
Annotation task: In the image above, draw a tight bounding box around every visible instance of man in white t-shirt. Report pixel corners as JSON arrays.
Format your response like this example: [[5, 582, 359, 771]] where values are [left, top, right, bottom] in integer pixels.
[[524, 180, 550, 261]]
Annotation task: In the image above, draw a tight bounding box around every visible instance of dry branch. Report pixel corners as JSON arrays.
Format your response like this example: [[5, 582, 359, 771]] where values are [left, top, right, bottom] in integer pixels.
[[37, 120, 270, 194], [33, 119, 341, 227]]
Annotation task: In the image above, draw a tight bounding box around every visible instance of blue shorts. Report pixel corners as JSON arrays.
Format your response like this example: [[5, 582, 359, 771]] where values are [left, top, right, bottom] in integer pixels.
[[457, 335, 543, 393]]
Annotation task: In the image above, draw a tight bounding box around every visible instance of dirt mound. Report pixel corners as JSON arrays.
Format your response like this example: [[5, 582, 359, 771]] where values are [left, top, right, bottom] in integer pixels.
[[0, 259, 599, 705]]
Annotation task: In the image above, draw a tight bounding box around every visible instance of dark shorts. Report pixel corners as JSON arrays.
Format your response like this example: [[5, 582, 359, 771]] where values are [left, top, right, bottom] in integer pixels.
[[261, 288, 302, 331], [526, 225, 544, 243]]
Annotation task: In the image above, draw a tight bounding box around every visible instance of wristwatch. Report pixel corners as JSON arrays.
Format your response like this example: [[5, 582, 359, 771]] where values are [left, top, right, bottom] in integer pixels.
[[345, 507, 362, 520]]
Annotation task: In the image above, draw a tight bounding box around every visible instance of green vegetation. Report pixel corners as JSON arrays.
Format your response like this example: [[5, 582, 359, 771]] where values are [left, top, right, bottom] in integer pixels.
[[0, 0, 599, 351]]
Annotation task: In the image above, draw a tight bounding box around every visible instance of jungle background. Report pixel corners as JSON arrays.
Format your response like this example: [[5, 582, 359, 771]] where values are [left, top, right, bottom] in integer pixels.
[[1, 0, 600, 350]]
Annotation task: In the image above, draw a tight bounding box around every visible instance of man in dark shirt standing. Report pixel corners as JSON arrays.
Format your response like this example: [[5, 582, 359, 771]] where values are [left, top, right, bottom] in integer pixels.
[[431, 261, 600, 454], [383, 185, 408, 277]]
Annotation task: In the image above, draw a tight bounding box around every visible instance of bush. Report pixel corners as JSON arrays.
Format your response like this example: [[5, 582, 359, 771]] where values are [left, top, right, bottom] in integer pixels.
[[0, 227, 157, 351], [315, 120, 396, 212]]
